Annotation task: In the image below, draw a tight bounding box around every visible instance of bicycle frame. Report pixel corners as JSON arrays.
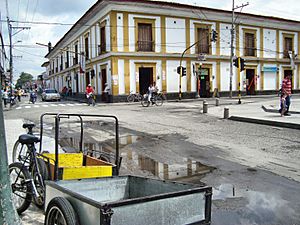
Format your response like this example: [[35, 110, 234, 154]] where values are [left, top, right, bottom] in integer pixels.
[[13, 143, 44, 199]]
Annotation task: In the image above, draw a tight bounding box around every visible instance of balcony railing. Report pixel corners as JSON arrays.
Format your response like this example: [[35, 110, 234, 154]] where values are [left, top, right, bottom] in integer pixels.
[[137, 40, 154, 52]]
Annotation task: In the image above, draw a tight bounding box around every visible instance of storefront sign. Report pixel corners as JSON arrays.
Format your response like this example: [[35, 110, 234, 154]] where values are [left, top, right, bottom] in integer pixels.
[[262, 66, 278, 72]]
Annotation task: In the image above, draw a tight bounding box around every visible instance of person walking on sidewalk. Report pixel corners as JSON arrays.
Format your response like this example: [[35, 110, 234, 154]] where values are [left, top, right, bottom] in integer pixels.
[[280, 74, 292, 116]]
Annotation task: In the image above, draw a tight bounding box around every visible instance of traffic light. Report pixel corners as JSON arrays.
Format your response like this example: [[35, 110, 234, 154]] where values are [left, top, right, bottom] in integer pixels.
[[233, 57, 239, 68], [177, 66, 182, 74], [182, 67, 186, 76], [211, 30, 218, 42], [240, 58, 245, 71]]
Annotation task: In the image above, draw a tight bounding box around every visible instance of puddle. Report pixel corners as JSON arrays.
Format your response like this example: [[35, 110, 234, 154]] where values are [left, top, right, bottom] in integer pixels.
[[212, 184, 299, 225], [123, 149, 212, 181]]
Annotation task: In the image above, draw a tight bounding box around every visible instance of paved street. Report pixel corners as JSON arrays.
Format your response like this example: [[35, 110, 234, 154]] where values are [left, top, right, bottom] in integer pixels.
[[3, 95, 300, 225]]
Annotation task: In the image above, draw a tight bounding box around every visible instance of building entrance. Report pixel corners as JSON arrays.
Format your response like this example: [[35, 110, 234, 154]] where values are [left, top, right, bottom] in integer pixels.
[[199, 68, 210, 98], [246, 69, 255, 95], [139, 67, 153, 94]]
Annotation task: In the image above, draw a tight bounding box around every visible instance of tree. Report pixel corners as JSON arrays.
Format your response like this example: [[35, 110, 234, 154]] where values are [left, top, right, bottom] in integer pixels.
[[0, 94, 22, 224], [16, 72, 34, 89]]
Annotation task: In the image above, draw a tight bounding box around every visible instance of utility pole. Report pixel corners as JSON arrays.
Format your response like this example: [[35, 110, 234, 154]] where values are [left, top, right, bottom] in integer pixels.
[[7, 18, 30, 99], [229, 0, 249, 98]]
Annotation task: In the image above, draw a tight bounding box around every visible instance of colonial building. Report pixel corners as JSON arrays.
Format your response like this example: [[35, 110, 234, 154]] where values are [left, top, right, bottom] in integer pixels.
[[44, 0, 300, 101], [0, 31, 8, 88]]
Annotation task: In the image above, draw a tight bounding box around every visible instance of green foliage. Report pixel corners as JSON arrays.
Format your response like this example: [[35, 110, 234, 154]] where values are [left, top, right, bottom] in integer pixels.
[[16, 72, 34, 88]]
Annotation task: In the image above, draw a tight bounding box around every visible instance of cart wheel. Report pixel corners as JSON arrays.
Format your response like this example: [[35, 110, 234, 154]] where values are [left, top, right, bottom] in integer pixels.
[[45, 197, 80, 225], [32, 158, 49, 209], [9, 162, 33, 214]]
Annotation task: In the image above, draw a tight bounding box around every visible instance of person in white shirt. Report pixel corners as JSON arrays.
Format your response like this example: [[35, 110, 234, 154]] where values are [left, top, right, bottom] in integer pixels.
[[148, 84, 154, 102]]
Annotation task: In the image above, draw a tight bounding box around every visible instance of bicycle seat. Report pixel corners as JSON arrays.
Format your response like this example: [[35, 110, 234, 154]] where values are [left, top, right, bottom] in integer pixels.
[[22, 123, 35, 129], [18, 134, 40, 144]]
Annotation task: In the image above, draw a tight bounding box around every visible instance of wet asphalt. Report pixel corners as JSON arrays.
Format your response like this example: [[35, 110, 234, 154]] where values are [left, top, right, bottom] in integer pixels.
[[3, 96, 300, 225]]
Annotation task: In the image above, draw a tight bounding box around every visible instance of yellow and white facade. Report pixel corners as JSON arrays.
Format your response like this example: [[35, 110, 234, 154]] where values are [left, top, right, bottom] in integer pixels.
[[44, 0, 300, 101]]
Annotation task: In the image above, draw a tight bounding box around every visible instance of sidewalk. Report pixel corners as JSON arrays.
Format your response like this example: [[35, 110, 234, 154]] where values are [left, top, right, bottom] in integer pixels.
[[207, 96, 300, 129]]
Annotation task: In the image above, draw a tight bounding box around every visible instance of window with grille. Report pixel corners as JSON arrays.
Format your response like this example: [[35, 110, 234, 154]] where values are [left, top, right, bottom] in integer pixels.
[[138, 23, 153, 52], [85, 35, 89, 60], [197, 28, 209, 54], [74, 43, 78, 65], [245, 33, 255, 56], [99, 26, 106, 55], [284, 37, 293, 58]]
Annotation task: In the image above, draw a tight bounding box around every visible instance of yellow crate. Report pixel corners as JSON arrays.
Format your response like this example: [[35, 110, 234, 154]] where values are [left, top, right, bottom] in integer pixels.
[[42, 153, 114, 180], [62, 166, 112, 180], [42, 153, 83, 167]]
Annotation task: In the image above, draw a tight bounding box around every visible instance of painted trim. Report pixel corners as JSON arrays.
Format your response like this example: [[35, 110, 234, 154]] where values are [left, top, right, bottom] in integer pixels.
[[110, 11, 117, 52], [161, 16, 166, 53], [162, 59, 167, 91], [134, 62, 156, 92], [242, 28, 257, 57], [186, 59, 191, 91], [111, 57, 119, 95], [194, 23, 212, 55], [216, 22, 220, 56], [216, 61, 221, 90], [185, 18, 190, 54], [123, 13, 129, 52], [134, 18, 156, 52], [276, 63, 280, 89], [276, 30, 280, 59], [124, 59, 130, 94], [236, 25, 240, 57], [260, 28, 264, 58]]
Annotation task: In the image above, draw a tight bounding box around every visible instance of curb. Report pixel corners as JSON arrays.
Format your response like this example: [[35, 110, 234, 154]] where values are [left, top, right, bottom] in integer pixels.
[[229, 116, 300, 130], [261, 105, 300, 114]]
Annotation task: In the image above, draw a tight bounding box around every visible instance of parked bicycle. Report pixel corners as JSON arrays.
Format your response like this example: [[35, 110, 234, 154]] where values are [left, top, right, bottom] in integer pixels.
[[9, 132, 49, 214], [127, 92, 143, 103], [141, 93, 164, 107], [12, 123, 36, 163]]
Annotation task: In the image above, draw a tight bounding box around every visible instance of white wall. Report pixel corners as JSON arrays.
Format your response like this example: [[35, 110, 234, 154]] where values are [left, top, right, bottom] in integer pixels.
[[117, 13, 124, 52], [166, 18, 186, 53], [220, 62, 236, 91], [91, 25, 96, 58], [220, 23, 231, 56], [118, 59, 125, 94], [263, 29, 276, 58], [263, 64, 277, 90], [128, 14, 161, 52], [190, 20, 216, 55], [103, 15, 111, 52], [166, 60, 186, 92]]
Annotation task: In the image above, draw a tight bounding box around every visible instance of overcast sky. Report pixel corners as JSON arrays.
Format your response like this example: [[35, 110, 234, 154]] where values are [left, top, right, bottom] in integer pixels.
[[1, 0, 300, 81]]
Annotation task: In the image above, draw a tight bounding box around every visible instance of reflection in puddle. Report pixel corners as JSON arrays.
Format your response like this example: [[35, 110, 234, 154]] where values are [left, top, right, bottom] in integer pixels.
[[212, 184, 298, 225], [124, 149, 211, 180]]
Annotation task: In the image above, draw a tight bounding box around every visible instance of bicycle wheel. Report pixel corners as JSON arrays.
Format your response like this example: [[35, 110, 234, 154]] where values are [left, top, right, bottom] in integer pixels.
[[12, 141, 29, 164], [155, 95, 164, 106], [137, 94, 143, 102], [127, 94, 135, 103], [32, 158, 49, 209], [141, 96, 150, 107], [9, 162, 33, 214]]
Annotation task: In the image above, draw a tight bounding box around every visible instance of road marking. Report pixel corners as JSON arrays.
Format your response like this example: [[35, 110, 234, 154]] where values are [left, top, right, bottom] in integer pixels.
[[34, 105, 40, 108], [58, 104, 66, 106], [16, 107, 22, 110], [66, 104, 75, 106], [42, 105, 49, 107], [50, 104, 57, 106], [24, 106, 31, 109]]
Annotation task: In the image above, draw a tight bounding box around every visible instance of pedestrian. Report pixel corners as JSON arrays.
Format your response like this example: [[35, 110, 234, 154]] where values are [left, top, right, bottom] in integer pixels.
[[2, 89, 9, 107], [103, 83, 110, 103], [17, 88, 22, 102], [280, 93, 287, 117], [280, 74, 292, 116]]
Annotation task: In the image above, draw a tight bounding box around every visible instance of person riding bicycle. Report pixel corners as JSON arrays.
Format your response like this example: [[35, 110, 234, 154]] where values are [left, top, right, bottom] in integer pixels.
[[85, 84, 95, 105]]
